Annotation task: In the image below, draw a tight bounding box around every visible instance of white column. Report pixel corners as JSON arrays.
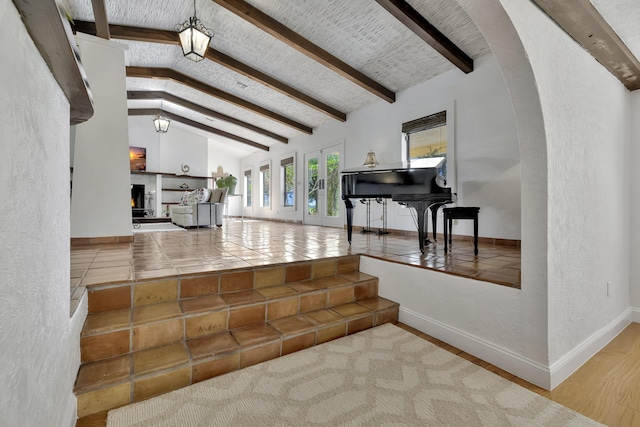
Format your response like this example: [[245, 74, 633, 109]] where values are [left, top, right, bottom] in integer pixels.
[[71, 33, 132, 238]]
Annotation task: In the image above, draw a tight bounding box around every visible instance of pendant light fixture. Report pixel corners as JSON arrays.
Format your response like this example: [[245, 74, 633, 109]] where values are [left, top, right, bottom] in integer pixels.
[[153, 101, 170, 133], [176, 0, 213, 62], [152, 113, 170, 133]]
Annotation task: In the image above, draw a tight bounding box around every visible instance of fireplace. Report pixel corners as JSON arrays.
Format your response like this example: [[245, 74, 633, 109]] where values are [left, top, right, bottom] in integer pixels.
[[131, 184, 145, 217]]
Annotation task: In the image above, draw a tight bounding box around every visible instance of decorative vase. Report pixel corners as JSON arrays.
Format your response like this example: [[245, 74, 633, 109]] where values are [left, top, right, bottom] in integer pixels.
[[227, 175, 237, 195], [216, 175, 237, 195]]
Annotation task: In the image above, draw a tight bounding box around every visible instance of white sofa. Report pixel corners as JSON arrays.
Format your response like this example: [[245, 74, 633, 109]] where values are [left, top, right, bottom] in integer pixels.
[[170, 187, 228, 228]]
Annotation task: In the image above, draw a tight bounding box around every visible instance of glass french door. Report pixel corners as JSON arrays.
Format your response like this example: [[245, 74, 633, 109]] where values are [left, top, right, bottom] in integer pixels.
[[304, 143, 343, 227]]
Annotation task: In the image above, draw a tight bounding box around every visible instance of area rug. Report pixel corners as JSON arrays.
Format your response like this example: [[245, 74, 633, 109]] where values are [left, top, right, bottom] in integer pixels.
[[107, 324, 602, 426], [132, 223, 186, 233]]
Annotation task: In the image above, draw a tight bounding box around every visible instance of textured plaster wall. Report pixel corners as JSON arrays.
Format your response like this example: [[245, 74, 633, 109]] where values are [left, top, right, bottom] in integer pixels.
[[0, 2, 79, 426], [71, 33, 132, 239], [240, 53, 521, 239], [630, 91, 640, 308], [500, 0, 631, 363]]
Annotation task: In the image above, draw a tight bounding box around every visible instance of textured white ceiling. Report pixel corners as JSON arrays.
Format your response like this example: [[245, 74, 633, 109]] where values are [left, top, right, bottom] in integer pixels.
[[63, 0, 640, 154], [591, 0, 640, 60], [64, 0, 494, 153]]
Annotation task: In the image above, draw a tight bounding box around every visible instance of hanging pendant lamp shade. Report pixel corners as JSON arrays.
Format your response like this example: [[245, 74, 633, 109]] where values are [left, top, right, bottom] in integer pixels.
[[363, 150, 379, 168], [153, 113, 170, 133], [177, 0, 213, 62]]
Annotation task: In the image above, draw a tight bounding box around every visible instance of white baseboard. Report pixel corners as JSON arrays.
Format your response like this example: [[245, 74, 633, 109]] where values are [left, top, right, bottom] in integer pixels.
[[399, 306, 552, 389], [400, 306, 633, 391], [548, 307, 632, 389]]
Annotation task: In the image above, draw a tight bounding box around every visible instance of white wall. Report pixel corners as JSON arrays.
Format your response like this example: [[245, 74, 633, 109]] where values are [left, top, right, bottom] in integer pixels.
[[207, 139, 241, 180], [159, 124, 208, 177], [240, 53, 521, 239], [71, 34, 132, 238], [208, 138, 242, 216], [501, 0, 632, 367], [631, 91, 640, 312], [0, 2, 80, 425]]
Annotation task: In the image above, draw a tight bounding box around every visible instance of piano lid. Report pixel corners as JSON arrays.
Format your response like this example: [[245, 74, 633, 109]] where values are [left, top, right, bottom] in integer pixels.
[[341, 157, 445, 174]]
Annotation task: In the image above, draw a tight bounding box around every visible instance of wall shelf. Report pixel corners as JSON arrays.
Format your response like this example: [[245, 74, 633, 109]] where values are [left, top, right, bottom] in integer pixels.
[[130, 171, 212, 214]]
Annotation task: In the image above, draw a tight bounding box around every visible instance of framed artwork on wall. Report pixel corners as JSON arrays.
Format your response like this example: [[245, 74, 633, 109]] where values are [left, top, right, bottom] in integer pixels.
[[129, 146, 146, 171]]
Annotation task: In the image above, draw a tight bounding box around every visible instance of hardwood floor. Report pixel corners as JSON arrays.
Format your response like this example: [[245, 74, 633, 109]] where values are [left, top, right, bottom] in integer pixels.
[[78, 321, 640, 427], [544, 323, 640, 427]]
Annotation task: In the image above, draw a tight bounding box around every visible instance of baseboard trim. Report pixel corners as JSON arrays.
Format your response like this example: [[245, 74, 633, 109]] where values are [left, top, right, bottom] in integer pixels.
[[548, 307, 631, 389], [344, 226, 520, 248], [239, 216, 303, 225], [399, 306, 551, 389], [631, 307, 640, 323], [71, 235, 133, 246]]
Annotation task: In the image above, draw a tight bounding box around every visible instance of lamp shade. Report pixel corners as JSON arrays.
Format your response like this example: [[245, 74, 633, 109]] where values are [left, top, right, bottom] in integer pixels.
[[152, 113, 170, 133], [178, 17, 212, 62], [363, 150, 379, 168]]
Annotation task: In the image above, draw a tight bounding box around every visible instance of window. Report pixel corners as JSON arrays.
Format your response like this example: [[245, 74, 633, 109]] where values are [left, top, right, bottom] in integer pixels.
[[260, 163, 270, 207], [281, 155, 295, 208], [403, 111, 447, 177], [244, 169, 252, 207]]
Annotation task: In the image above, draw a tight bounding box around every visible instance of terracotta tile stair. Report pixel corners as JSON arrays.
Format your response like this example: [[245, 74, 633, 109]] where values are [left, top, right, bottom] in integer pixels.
[[74, 255, 399, 418]]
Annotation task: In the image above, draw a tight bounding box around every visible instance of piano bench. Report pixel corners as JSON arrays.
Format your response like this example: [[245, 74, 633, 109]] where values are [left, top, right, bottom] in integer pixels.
[[443, 207, 480, 255]]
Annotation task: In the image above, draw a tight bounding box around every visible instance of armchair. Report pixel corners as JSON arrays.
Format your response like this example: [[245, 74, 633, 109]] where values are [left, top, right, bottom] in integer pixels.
[[170, 187, 228, 228]]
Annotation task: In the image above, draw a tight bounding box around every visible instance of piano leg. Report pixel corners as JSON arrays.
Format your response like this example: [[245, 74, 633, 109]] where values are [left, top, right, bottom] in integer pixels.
[[344, 198, 354, 245], [401, 200, 428, 253], [417, 207, 426, 254], [429, 202, 448, 242]]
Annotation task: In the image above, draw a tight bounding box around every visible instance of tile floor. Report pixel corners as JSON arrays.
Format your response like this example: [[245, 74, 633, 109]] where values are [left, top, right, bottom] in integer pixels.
[[70, 219, 521, 315]]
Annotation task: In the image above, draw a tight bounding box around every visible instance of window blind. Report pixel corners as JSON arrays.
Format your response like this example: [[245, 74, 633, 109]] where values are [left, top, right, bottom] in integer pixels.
[[402, 111, 446, 134], [280, 156, 294, 167]]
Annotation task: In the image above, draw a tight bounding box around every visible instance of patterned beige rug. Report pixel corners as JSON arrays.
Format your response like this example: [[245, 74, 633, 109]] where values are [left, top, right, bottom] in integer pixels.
[[107, 324, 602, 426]]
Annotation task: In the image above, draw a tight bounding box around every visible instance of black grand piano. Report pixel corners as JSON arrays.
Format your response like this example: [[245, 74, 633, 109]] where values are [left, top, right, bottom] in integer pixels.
[[341, 158, 455, 253]]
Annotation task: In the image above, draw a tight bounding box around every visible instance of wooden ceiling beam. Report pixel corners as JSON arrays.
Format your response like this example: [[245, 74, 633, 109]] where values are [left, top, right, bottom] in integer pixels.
[[210, 0, 396, 103], [12, 0, 94, 124], [129, 108, 270, 151], [126, 66, 313, 135], [374, 0, 473, 74], [532, 0, 640, 91], [90, 0, 110, 39], [204, 49, 346, 122], [73, 20, 346, 121], [127, 91, 288, 144]]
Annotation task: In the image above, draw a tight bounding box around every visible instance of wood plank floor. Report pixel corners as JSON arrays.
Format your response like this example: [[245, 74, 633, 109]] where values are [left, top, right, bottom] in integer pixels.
[[78, 321, 640, 427]]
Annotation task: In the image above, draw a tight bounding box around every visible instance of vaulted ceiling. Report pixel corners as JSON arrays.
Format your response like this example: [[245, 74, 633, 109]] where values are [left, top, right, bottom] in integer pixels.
[[60, 0, 640, 156]]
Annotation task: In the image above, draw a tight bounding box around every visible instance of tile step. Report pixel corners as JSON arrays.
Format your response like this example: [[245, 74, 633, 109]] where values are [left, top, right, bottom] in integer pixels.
[[75, 298, 399, 418], [80, 273, 380, 363], [85, 255, 363, 313]]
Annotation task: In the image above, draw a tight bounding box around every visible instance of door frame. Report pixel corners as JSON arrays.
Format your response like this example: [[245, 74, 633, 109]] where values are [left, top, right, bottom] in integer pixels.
[[303, 143, 344, 227]]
